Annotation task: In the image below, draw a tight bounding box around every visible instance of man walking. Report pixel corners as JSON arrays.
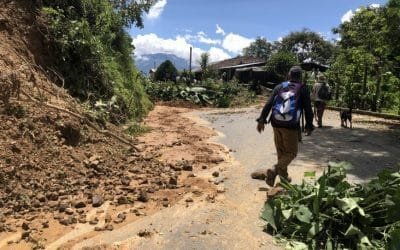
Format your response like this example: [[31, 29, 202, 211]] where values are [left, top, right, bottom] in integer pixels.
[[255, 66, 314, 186], [311, 73, 331, 128]]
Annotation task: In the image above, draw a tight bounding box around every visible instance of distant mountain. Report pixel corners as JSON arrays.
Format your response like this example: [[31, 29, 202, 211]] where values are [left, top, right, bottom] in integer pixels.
[[134, 53, 189, 75]]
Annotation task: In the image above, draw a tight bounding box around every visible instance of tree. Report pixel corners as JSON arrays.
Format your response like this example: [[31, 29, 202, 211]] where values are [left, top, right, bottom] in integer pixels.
[[40, 0, 157, 122], [332, 4, 400, 112], [242, 37, 273, 60], [198, 52, 210, 79], [155, 60, 178, 82], [109, 0, 155, 28], [264, 52, 298, 83], [276, 29, 334, 64]]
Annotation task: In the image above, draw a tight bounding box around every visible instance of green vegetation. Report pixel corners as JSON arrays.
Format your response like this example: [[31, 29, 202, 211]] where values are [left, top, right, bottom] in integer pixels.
[[38, 0, 154, 123], [241, 1, 400, 115], [144, 80, 255, 108], [243, 37, 273, 61], [265, 52, 299, 83], [154, 60, 178, 82], [262, 162, 400, 249], [328, 0, 400, 114], [125, 122, 151, 136]]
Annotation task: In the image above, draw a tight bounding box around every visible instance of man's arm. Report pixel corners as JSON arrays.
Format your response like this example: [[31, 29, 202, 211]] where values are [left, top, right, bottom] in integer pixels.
[[257, 85, 279, 123]]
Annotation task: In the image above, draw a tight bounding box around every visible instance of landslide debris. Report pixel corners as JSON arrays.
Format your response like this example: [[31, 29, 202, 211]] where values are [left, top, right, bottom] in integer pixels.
[[0, 0, 188, 245]]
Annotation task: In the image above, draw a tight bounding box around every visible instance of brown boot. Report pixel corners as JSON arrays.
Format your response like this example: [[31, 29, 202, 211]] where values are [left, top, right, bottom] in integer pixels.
[[265, 169, 277, 187]]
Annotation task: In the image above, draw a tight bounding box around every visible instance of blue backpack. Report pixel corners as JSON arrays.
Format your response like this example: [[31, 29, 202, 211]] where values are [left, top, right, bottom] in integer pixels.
[[271, 81, 302, 127]]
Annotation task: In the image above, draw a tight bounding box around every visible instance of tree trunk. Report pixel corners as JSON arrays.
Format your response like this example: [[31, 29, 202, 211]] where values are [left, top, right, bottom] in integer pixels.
[[372, 67, 382, 112], [361, 63, 368, 109], [335, 73, 340, 101]]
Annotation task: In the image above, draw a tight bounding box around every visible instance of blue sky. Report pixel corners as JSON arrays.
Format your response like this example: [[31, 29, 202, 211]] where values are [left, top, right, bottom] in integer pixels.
[[130, 0, 388, 64]]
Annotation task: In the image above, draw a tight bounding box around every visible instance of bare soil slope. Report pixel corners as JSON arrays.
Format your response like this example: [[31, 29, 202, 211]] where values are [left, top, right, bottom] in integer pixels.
[[0, 2, 226, 249]]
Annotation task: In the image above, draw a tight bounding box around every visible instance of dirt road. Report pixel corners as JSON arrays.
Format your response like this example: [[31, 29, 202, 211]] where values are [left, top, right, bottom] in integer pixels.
[[72, 106, 400, 249]]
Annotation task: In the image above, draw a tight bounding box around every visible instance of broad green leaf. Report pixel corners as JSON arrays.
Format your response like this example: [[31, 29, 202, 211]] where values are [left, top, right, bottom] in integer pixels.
[[336, 197, 365, 216], [307, 222, 322, 238], [344, 224, 361, 236], [295, 205, 312, 224], [285, 241, 308, 250], [282, 209, 293, 220], [261, 203, 277, 231], [326, 238, 333, 250], [304, 171, 316, 178], [359, 235, 372, 246]]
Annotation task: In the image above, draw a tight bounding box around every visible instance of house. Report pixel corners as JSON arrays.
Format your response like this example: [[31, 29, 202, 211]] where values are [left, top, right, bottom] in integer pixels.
[[148, 68, 156, 79], [193, 56, 266, 81]]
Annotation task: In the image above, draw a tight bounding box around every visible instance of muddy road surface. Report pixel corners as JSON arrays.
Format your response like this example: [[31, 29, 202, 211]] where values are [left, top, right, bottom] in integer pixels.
[[72, 106, 400, 249]]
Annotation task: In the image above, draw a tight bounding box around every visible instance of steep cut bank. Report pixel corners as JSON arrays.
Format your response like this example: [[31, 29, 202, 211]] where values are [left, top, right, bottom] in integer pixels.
[[0, 1, 218, 248]]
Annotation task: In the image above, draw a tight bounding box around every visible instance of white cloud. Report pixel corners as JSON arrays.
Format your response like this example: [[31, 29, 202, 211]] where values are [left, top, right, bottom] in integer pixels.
[[132, 33, 230, 66], [197, 31, 206, 37], [216, 24, 226, 36], [370, 3, 380, 8], [184, 31, 221, 45], [222, 33, 253, 55], [207, 47, 231, 62], [341, 9, 354, 23], [196, 31, 221, 45], [147, 0, 167, 20]]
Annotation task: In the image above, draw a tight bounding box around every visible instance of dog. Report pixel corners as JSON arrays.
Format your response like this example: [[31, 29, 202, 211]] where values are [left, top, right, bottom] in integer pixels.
[[340, 108, 352, 128]]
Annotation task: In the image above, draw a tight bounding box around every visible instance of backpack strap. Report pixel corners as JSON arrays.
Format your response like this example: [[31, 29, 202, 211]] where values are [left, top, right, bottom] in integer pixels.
[[282, 81, 289, 88]]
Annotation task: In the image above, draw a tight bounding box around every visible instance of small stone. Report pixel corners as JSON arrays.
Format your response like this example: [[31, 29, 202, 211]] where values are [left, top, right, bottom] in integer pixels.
[[182, 163, 193, 171], [113, 218, 124, 224], [216, 186, 225, 193], [105, 224, 114, 231], [121, 177, 131, 186], [94, 226, 104, 231], [250, 169, 267, 180], [89, 218, 99, 225], [138, 229, 152, 238], [162, 200, 169, 207], [117, 213, 126, 220], [74, 200, 86, 209], [117, 196, 129, 205], [21, 222, 29, 231], [37, 194, 46, 203], [65, 208, 74, 215], [58, 201, 69, 212], [105, 214, 112, 224], [212, 171, 219, 177], [78, 217, 87, 224], [185, 197, 194, 203], [92, 195, 103, 208], [202, 165, 207, 169], [169, 176, 178, 185], [21, 230, 30, 240], [137, 190, 149, 203]]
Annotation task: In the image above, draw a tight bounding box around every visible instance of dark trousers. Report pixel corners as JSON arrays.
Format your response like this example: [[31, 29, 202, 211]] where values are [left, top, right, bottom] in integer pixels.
[[314, 101, 326, 127]]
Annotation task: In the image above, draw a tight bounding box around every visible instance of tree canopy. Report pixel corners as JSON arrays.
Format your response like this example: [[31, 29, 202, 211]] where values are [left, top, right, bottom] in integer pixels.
[[155, 60, 178, 82], [38, 0, 156, 122], [242, 37, 272, 60], [276, 29, 334, 64], [329, 0, 400, 113]]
